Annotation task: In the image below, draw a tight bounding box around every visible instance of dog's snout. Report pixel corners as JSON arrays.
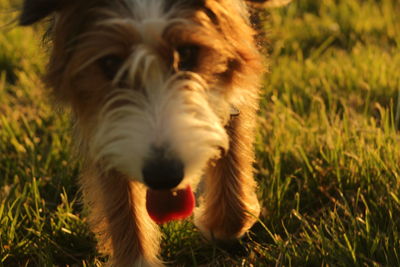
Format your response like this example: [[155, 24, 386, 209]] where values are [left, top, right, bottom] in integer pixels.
[[142, 148, 184, 190]]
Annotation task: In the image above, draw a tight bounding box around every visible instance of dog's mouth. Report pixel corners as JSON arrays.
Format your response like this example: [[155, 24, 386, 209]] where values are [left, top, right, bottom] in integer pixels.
[[146, 186, 195, 224]]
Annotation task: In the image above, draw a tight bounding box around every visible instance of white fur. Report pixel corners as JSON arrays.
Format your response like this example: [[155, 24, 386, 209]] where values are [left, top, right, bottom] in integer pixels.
[[127, 0, 166, 21]]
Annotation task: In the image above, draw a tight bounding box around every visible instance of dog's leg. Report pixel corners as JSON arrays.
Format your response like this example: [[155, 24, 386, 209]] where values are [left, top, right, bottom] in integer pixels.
[[81, 169, 163, 266], [194, 104, 261, 241]]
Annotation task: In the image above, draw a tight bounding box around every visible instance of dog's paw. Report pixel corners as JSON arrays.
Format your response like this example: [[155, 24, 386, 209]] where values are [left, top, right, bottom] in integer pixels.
[[193, 204, 260, 242]]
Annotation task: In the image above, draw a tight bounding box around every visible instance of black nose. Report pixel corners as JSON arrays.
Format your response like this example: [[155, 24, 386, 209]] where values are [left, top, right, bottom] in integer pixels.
[[142, 148, 184, 190]]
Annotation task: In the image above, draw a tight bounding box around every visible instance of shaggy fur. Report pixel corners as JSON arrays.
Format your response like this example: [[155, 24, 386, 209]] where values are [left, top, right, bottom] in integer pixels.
[[19, 0, 289, 265]]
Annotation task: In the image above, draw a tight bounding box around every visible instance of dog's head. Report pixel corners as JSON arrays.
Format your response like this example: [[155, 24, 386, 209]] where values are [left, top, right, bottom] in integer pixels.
[[19, 0, 272, 192]]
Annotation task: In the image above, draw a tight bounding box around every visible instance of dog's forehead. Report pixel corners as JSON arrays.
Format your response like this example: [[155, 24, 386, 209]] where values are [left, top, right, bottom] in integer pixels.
[[80, 0, 209, 45], [124, 0, 169, 21], [121, 0, 247, 20], [122, 0, 204, 18], [121, 0, 170, 39]]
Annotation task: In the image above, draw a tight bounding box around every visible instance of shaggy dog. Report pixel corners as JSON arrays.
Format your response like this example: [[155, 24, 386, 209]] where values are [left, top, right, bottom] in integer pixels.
[[20, 0, 288, 265]]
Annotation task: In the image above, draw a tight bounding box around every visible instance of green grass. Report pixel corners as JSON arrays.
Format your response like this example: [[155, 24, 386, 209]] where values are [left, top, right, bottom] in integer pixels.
[[1, 0, 400, 266]]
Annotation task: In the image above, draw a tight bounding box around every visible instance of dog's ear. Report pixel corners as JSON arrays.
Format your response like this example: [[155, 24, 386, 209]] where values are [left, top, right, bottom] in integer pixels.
[[19, 0, 65, 26], [246, 0, 292, 7]]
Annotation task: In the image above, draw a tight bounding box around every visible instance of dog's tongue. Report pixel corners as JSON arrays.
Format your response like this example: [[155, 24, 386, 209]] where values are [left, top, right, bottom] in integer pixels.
[[146, 186, 195, 224]]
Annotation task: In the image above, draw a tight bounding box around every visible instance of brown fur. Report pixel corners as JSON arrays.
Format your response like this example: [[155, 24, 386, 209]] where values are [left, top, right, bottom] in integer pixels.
[[194, 101, 260, 240], [81, 167, 162, 266], [18, 0, 291, 265]]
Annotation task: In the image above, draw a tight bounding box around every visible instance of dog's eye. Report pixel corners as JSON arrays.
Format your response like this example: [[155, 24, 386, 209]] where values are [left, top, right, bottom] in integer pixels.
[[176, 45, 199, 71], [98, 55, 124, 80]]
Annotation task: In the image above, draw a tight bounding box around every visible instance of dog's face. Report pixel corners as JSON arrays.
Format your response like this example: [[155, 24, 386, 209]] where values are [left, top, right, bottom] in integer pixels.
[[21, 0, 263, 190]]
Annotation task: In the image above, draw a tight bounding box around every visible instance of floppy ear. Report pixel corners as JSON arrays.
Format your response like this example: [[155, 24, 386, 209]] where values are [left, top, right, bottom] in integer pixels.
[[246, 0, 292, 7], [19, 0, 63, 26]]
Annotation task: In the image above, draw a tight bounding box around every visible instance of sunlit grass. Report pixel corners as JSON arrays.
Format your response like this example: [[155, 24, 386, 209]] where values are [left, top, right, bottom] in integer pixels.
[[1, 0, 400, 266]]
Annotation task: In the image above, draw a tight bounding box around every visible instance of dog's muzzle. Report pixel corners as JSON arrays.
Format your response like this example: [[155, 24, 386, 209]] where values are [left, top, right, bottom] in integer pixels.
[[142, 146, 195, 224]]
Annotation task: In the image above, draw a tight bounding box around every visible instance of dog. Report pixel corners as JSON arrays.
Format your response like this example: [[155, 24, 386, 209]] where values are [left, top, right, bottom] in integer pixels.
[[19, 0, 288, 266]]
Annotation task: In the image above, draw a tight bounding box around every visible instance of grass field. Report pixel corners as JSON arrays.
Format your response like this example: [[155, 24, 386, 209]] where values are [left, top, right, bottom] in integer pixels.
[[1, 0, 400, 266]]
